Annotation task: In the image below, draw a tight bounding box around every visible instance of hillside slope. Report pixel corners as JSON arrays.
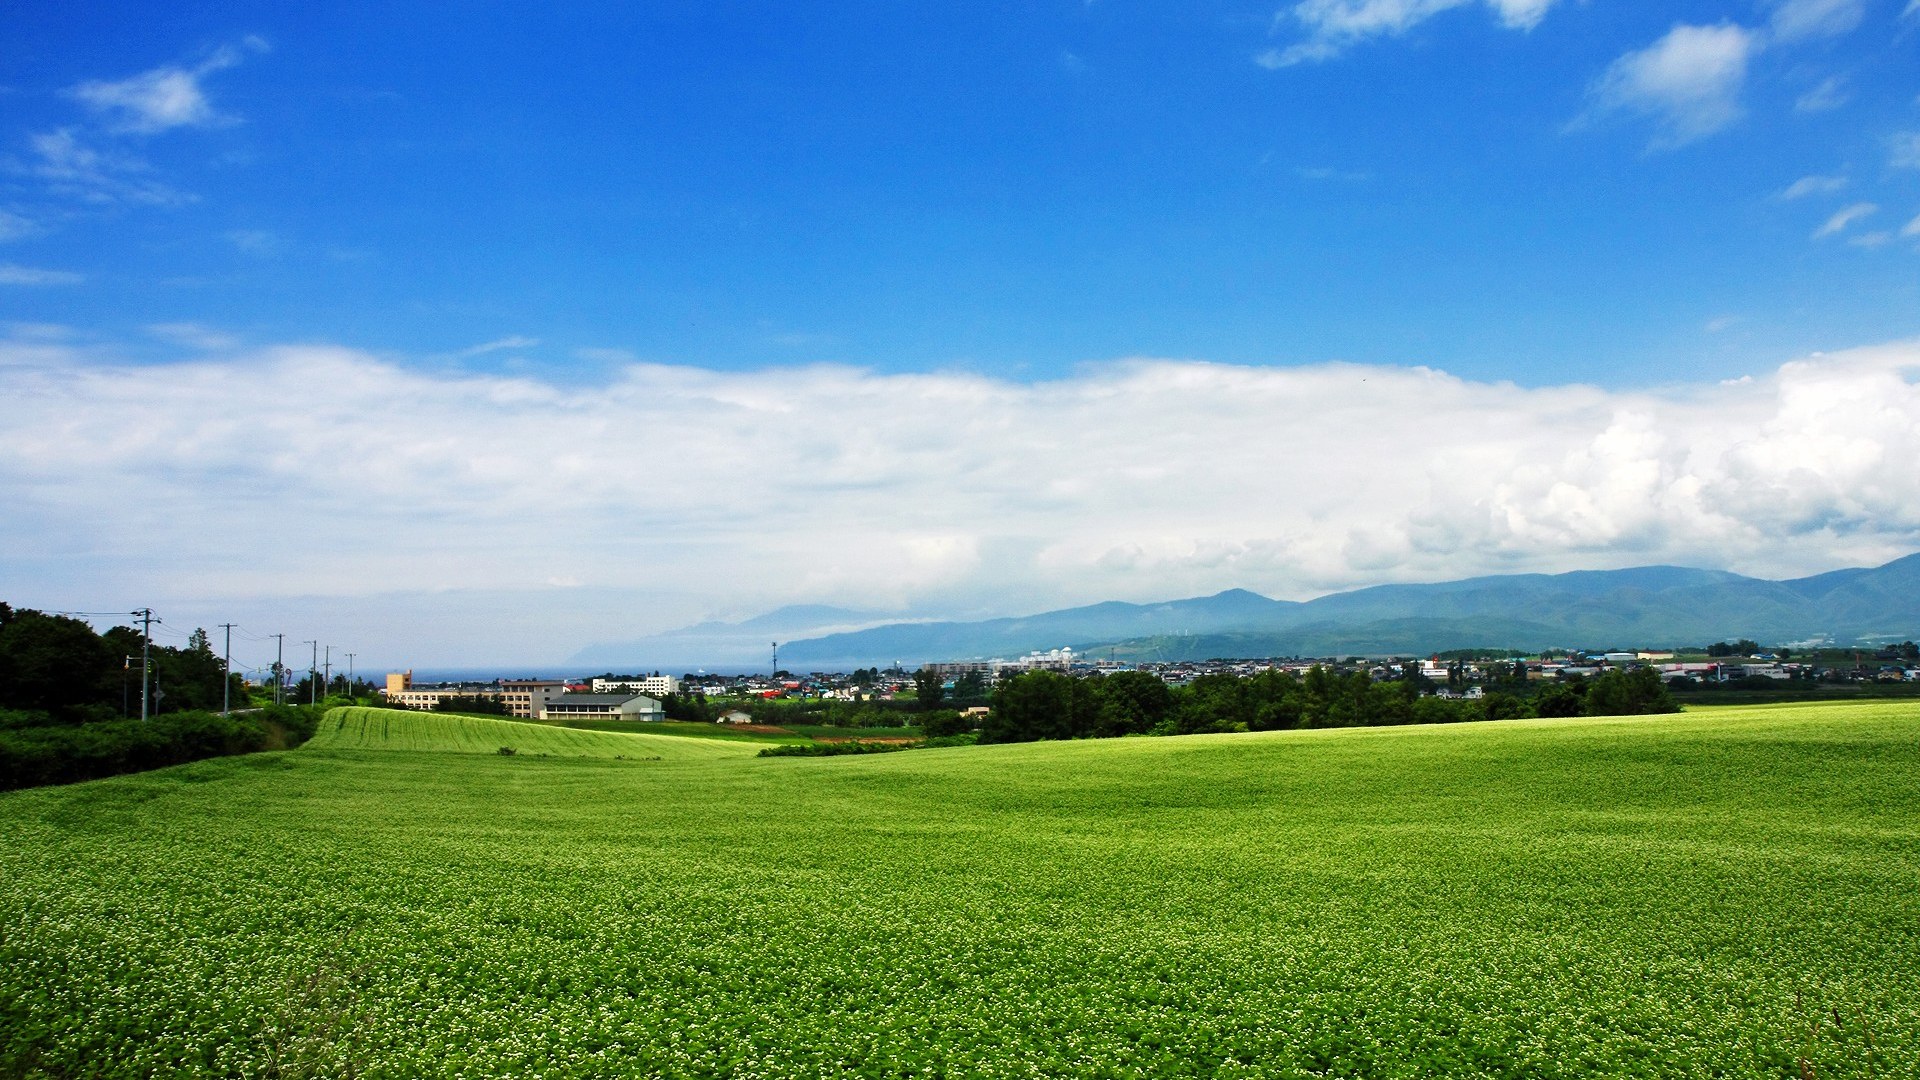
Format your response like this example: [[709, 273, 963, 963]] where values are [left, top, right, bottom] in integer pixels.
[[307, 707, 754, 760]]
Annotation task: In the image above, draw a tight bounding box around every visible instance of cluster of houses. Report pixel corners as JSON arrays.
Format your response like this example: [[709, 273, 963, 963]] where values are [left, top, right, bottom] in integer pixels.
[[382, 644, 1920, 722]]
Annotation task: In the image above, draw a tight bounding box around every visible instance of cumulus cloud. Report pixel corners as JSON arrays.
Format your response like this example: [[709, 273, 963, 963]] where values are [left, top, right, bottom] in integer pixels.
[[1813, 201, 1877, 237], [67, 37, 268, 135], [1260, 0, 1557, 67], [4, 336, 1920, 661], [1584, 23, 1759, 147], [0, 264, 83, 286]]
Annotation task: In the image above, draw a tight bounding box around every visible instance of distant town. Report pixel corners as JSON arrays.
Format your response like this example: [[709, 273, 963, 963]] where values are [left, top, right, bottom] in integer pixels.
[[378, 641, 1920, 721]]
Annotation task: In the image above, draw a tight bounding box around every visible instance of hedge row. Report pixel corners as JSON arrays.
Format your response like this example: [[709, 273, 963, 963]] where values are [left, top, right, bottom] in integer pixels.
[[0, 705, 324, 792]]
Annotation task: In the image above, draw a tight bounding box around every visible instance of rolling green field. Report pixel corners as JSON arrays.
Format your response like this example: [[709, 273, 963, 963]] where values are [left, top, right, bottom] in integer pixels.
[[310, 707, 749, 760], [2, 703, 1916, 1077]]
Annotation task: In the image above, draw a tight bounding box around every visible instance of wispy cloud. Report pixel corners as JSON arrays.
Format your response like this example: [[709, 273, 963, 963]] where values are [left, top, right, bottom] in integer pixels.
[[1295, 165, 1373, 182], [1767, 0, 1866, 44], [21, 128, 191, 206], [223, 229, 281, 256], [1260, 0, 1557, 68], [66, 37, 268, 135], [1583, 23, 1759, 148], [1813, 202, 1877, 238], [1902, 213, 1920, 238], [145, 322, 240, 350], [1891, 132, 1920, 170], [0, 264, 83, 286], [459, 335, 540, 358], [1794, 75, 1849, 113], [1779, 174, 1847, 199], [0, 210, 41, 242], [6, 334, 1920, 659]]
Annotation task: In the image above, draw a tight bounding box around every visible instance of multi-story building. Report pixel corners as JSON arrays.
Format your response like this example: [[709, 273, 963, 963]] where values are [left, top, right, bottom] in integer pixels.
[[539, 693, 665, 723], [591, 674, 681, 697], [501, 679, 567, 719]]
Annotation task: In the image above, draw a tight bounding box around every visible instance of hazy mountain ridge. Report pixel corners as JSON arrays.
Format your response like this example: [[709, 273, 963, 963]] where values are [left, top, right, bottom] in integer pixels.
[[775, 554, 1920, 667]]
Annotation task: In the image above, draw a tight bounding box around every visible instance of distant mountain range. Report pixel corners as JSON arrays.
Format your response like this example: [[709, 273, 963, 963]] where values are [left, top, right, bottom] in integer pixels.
[[566, 555, 1920, 672], [770, 554, 1920, 668], [568, 605, 885, 671]]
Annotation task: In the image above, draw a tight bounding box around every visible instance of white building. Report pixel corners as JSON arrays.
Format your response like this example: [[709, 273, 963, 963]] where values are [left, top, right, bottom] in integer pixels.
[[591, 675, 681, 697], [540, 693, 666, 723]]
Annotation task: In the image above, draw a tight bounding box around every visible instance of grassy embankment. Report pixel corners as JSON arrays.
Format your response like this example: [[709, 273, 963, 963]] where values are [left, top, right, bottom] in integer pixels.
[[2, 702, 1916, 1077]]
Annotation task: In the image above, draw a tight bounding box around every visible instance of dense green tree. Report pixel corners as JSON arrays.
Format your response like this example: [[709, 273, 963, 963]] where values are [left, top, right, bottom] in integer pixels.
[[983, 670, 1098, 743], [1582, 667, 1679, 717], [0, 607, 118, 717], [950, 669, 989, 704], [1533, 682, 1587, 719], [912, 668, 947, 711], [1091, 670, 1174, 736]]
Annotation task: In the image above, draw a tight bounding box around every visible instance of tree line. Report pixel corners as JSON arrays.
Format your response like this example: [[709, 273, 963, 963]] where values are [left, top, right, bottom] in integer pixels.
[[0, 604, 247, 723], [979, 665, 1678, 745]]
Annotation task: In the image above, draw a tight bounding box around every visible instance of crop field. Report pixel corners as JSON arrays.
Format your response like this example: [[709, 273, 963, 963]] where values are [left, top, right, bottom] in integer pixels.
[[309, 707, 748, 760], [1, 703, 1916, 1078]]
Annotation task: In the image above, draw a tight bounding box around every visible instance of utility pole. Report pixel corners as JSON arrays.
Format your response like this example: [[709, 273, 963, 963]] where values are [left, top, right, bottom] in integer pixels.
[[323, 645, 333, 699], [218, 623, 236, 714], [273, 634, 285, 705], [304, 640, 318, 705], [345, 653, 356, 699], [134, 608, 153, 721]]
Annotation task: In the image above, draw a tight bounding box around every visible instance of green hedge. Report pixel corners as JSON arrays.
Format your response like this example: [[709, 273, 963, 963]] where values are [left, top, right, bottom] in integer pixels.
[[0, 705, 323, 792]]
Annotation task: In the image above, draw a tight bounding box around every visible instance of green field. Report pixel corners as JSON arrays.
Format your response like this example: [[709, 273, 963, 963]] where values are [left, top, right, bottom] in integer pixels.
[[311, 707, 751, 760], [2, 703, 1916, 1077]]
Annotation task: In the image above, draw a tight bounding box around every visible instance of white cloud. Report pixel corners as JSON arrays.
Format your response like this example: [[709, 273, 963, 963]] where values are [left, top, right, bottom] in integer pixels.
[[1794, 75, 1849, 113], [1767, 0, 1866, 44], [67, 37, 268, 135], [1891, 132, 1920, 169], [1779, 174, 1847, 199], [1262, 0, 1558, 67], [460, 335, 541, 358], [22, 128, 190, 207], [223, 229, 280, 256], [1813, 201, 1877, 238], [4, 335, 1920, 662], [1585, 23, 1759, 147], [145, 323, 240, 351], [0, 210, 41, 242], [0, 264, 83, 286], [1902, 213, 1920, 238]]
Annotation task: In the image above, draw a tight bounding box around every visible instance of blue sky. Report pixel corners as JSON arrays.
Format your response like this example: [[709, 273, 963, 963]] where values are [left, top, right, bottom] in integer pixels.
[[3, 1, 1920, 666]]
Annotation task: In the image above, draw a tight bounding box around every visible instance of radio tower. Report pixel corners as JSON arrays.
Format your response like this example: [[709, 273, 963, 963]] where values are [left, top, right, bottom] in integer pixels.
[[771, 642, 779, 676]]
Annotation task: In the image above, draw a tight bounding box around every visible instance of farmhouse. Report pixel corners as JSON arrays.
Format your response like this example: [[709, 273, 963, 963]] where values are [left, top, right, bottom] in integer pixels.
[[539, 693, 666, 723]]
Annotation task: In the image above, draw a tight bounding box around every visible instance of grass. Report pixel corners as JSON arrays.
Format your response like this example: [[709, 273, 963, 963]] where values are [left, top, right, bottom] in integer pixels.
[[309, 707, 751, 760], [1, 702, 1916, 1077], [783, 724, 923, 741]]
